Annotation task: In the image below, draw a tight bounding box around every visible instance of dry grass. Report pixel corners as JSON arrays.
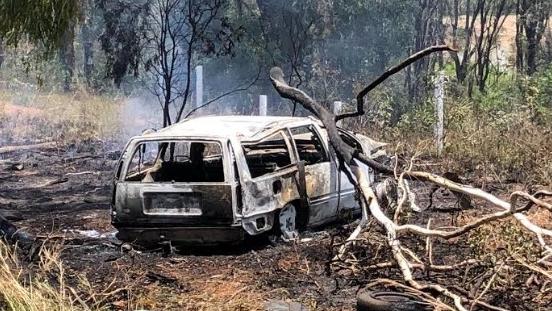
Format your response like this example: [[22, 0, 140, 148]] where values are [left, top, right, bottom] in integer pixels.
[[0, 240, 133, 311], [382, 98, 552, 187], [128, 266, 265, 311], [0, 90, 123, 146], [0, 241, 83, 311]]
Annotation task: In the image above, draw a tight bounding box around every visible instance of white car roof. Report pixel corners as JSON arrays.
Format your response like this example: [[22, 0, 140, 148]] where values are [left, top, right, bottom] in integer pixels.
[[143, 115, 317, 140]]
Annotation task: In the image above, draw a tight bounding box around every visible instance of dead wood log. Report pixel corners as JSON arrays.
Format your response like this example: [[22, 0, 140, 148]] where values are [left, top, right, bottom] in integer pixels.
[[0, 142, 56, 155], [269, 45, 552, 311], [40, 177, 69, 187]]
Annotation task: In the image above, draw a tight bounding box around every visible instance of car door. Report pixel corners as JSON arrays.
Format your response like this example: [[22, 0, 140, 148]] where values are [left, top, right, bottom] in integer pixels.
[[289, 125, 339, 226], [234, 131, 303, 235]]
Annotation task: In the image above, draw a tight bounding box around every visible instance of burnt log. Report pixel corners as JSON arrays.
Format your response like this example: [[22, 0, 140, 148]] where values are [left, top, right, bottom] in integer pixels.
[[0, 214, 36, 257]]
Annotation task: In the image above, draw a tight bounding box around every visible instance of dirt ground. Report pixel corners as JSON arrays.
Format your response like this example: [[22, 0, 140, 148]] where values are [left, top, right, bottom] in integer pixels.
[[0, 143, 362, 310], [0, 142, 549, 310]]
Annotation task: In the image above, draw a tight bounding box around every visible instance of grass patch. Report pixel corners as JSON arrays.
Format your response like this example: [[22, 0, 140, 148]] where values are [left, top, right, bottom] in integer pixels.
[[0, 241, 83, 311], [0, 89, 124, 146]]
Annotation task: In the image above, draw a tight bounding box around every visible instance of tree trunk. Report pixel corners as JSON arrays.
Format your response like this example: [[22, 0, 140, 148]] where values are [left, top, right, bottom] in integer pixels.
[[515, 0, 525, 72], [0, 40, 4, 69], [526, 27, 538, 75], [517, 0, 551, 75], [59, 21, 75, 92], [81, 2, 94, 87]]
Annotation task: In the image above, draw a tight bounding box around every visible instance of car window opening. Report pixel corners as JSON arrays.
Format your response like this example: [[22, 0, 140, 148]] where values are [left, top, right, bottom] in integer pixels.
[[290, 126, 328, 165], [339, 131, 362, 151], [125, 140, 224, 183], [242, 132, 292, 178]]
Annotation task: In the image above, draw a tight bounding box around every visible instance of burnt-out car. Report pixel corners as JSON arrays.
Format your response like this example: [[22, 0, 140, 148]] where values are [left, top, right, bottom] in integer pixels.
[[111, 116, 386, 244]]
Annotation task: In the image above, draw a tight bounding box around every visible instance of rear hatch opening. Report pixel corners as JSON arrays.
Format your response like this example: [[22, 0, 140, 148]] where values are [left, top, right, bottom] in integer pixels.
[[125, 140, 225, 184], [113, 139, 235, 226]]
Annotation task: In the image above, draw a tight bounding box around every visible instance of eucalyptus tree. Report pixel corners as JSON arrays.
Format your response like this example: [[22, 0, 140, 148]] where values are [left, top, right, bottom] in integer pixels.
[[0, 0, 78, 50], [449, 0, 513, 94], [516, 0, 552, 75]]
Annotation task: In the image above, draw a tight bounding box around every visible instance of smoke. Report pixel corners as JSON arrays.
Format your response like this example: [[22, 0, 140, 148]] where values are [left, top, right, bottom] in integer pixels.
[[119, 94, 162, 139]]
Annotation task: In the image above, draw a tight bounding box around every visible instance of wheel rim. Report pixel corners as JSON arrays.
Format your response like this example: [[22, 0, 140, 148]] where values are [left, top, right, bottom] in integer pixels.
[[279, 204, 298, 241]]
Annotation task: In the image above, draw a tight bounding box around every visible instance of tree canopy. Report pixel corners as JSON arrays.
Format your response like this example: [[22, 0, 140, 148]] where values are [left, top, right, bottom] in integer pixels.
[[0, 0, 78, 50]]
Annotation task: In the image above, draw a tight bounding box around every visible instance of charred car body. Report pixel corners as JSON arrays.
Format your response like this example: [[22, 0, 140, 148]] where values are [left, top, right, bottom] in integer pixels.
[[111, 116, 386, 244]]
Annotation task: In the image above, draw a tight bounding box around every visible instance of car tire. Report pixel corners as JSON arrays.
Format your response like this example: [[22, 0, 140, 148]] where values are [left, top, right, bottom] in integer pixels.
[[356, 291, 433, 311], [275, 203, 299, 241]]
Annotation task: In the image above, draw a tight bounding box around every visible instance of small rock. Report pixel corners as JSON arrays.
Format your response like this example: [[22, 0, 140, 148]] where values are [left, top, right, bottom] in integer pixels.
[[265, 300, 308, 311], [121, 243, 133, 253], [8, 163, 24, 171]]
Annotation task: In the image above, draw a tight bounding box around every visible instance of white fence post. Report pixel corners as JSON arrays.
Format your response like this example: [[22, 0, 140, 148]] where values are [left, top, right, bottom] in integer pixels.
[[333, 101, 343, 126], [434, 71, 445, 156], [195, 65, 203, 108], [259, 95, 267, 116]]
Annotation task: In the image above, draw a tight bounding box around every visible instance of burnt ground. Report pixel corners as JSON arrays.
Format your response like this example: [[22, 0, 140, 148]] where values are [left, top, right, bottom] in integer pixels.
[[0, 143, 549, 310]]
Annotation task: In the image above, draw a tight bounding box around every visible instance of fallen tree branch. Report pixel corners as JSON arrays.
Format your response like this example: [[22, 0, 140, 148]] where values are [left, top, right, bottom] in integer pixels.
[[271, 54, 469, 309], [269, 44, 551, 311]]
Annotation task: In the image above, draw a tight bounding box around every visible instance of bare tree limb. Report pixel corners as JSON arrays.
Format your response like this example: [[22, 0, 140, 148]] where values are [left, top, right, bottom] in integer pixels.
[[336, 45, 455, 121]]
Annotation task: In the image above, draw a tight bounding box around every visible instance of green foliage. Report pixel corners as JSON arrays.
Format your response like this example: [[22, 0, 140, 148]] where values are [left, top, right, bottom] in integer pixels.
[[533, 64, 552, 114], [379, 66, 552, 186], [468, 218, 540, 264], [0, 0, 78, 51], [331, 0, 417, 73], [97, 0, 148, 87]]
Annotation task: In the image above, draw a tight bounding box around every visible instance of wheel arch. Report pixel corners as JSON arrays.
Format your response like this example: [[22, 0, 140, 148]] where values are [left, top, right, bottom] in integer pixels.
[[283, 199, 309, 231]]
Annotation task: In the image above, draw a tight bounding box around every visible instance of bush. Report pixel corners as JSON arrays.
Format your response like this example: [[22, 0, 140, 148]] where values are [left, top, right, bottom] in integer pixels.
[[359, 69, 552, 187]]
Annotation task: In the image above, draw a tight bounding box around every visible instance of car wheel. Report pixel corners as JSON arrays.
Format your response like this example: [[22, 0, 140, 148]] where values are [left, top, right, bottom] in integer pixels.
[[277, 203, 299, 241], [356, 291, 433, 311]]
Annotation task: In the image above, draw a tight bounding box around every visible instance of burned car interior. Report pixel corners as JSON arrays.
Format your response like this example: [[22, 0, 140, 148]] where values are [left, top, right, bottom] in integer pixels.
[[290, 125, 328, 166], [242, 132, 292, 178], [124, 141, 225, 183]]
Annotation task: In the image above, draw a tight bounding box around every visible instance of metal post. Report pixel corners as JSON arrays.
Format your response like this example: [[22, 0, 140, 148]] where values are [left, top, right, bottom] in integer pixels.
[[259, 95, 267, 116], [434, 71, 445, 156], [195, 65, 203, 108]]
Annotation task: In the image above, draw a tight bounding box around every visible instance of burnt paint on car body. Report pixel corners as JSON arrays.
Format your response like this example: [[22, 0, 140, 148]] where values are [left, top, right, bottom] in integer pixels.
[[111, 116, 385, 244]]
